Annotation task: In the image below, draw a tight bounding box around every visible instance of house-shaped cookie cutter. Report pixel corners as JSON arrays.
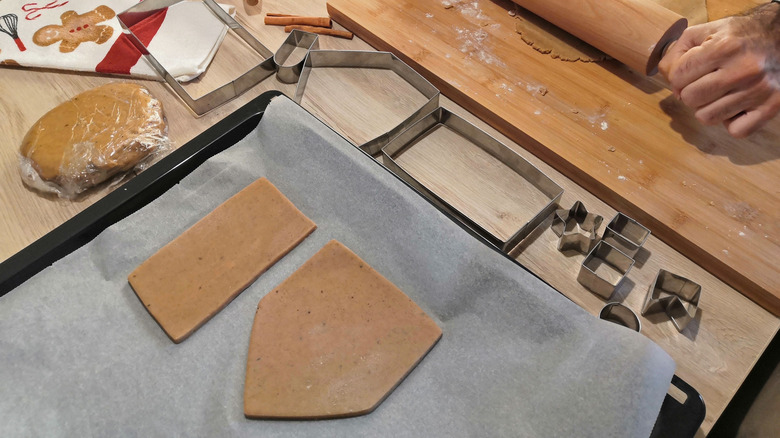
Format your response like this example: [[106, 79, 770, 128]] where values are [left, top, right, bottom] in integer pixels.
[[602, 212, 651, 258], [551, 201, 603, 254], [381, 107, 563, 252], [293, 50, 440, 155], [117, 0, 276, 116], [578, 240, 634, 299], [642, 269, 701, 332]]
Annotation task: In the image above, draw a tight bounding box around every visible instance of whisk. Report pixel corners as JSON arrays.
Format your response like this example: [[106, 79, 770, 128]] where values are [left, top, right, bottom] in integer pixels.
[[0, 14, 27, 52]]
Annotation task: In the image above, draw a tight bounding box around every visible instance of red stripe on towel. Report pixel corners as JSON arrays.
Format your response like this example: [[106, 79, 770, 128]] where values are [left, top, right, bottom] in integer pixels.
[[96, 8, 168, 75]]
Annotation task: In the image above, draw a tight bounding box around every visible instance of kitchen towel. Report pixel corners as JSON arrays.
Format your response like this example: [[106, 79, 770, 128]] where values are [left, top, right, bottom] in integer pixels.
[[0, 0, 234, 80]]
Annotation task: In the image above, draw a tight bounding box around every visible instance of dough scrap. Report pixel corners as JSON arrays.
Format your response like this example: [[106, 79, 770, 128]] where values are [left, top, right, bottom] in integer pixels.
[[128, 177, 317, 343], [513, 0, 708, 62], [244, 240, 442, 419]]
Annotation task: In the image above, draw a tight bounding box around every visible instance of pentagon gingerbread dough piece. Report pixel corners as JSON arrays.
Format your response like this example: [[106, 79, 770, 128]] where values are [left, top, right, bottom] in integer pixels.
[[244, 240, 442, 419], [128, 178, 317, 344], [33, 6, 115, 53]]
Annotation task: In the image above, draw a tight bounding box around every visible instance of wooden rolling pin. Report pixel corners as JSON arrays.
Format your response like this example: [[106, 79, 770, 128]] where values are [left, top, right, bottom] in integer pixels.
[[511, 0, 687, 75]]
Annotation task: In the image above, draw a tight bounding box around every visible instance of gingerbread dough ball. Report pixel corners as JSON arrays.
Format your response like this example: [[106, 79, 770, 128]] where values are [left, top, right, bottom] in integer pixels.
[[19, 82, 167, 197]]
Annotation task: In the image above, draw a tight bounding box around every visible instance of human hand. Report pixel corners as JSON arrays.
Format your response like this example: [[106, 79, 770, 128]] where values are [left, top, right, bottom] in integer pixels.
[[658, 2, 780, 138]]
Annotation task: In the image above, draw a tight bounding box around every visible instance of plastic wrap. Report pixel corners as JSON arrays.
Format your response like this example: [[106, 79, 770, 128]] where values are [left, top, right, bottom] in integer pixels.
[[18, 82, 170, 199]]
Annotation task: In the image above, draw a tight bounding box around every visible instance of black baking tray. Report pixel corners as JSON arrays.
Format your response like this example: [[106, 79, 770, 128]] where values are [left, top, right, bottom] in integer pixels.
[[0, 90, 704, 436]]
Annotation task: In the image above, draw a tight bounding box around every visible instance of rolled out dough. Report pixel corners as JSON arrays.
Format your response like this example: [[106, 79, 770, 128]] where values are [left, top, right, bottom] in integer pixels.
[[243, 240, 442, 419], [128, 177, 317, 343], [513, 0, 708, 62]]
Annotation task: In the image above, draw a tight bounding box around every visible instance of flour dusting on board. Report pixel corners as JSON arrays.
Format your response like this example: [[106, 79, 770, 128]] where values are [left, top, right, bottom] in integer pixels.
[[455, 27, 506, 67], [443, 1, 506, 67]]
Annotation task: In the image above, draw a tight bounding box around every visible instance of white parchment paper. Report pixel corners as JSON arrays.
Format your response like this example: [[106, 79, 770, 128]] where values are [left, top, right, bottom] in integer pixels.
[[0, 96, 675, 437]]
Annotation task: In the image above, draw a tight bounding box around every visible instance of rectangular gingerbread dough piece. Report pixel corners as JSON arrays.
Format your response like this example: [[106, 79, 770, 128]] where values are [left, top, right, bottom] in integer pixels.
[[128, 177, 317, 343]]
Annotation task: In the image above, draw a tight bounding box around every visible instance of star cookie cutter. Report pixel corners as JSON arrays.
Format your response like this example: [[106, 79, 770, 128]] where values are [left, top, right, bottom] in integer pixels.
[[642, 269, 701, 332], [550, 201, 603, 254]]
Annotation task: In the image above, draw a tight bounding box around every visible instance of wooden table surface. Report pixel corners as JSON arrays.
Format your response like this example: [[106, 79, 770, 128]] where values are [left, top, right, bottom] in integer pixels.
[[327, 0, 780, 316], [0, 0, 777, 435]]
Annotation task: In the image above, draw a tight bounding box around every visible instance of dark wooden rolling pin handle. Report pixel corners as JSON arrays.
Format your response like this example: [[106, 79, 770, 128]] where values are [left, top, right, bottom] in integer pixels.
[[511, 0, 687, 75]]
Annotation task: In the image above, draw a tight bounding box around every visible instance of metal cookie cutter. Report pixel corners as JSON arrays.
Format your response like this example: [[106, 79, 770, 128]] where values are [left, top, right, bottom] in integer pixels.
[[117, 0, 276, 116], [381, 107, 563, 253], [602, 212, 651, 258], [274, 30, 319, 84], [293, 50, 440, 155], [550, 201, 603, 254], [642, 269, 701, 332], [578, 241, 634, 299], [600, 302, 641, 332]]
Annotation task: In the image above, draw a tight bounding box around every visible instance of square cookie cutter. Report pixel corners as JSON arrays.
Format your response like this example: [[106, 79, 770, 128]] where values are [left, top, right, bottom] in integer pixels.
[[578, 240, 634, 299], [381, 107, 563, 252], [642, 269, 701, 332], [117, 0, 276, 116], [602, 212, 651, 258], [293, 50, 440, 155], [550, 201, 603, 254]]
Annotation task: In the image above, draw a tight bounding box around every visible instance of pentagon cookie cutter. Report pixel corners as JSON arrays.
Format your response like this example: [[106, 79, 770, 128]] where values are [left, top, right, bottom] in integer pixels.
[[381, 107, 563, 253], [274, 30, 319, 84], [117, 0, 276, 116], [602, 212, 651, 258], [642, 269, 701, 332], [578, 240, 634, 299], [293, 50, 440, 155], [599, 302, 641, 332], [550, 201, 603, 254]]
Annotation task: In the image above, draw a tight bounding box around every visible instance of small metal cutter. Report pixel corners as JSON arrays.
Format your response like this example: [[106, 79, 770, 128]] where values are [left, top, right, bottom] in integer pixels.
[[274, 30, 319, 84], [550, 201, 603, 254], [642, 269, 701, 332], [117, 0, 276, 116], [578, 240, 634, 299], [599, 302, 641, 332], [602, 212, 651, 258], [293, 50, 440, 155]]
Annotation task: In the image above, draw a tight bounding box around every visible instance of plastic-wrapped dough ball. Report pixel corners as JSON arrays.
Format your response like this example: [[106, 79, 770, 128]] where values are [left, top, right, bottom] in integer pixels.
[[19, 82, 169, 198]]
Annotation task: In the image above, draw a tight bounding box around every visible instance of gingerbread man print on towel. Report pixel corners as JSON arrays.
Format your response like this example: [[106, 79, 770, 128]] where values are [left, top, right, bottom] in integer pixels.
[[33, 5, 115, 53]]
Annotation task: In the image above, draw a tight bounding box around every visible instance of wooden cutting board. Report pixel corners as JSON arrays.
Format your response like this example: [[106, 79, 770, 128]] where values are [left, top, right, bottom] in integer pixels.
[[327, 0, 780, 315]]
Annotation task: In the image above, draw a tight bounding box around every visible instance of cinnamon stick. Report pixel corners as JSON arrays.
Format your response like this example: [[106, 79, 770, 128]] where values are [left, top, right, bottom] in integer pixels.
[[284, 25, 353, 39], [265, 16, 332, 27]]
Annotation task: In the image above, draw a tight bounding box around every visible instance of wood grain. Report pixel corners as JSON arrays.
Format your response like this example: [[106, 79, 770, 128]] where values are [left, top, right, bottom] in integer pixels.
[[393, 125, 554, 241], [327, 0, 780, 317], [0, 0, 777, 435]]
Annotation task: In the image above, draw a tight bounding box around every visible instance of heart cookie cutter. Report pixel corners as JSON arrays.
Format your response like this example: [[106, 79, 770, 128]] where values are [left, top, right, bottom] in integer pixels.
[[642, 269, 701, 332]]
